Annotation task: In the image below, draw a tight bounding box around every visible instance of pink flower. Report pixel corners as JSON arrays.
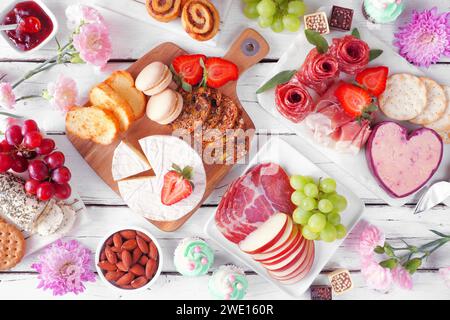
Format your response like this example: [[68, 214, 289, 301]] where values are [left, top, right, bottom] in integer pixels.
[[65, 5, 105, 30], [45, 75, 78, 113], [439, 267, 450, 288], [392, 266, 413, 290], [0, 82, 16, 110], [31, 240, 95, 296], [359, 224, 385, 257], [73, 23, 112, 68], [361, 258, 393, 292]]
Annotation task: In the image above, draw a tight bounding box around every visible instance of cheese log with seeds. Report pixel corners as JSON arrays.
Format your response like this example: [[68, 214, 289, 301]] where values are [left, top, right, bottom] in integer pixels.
[[65, 106, 120, 145]]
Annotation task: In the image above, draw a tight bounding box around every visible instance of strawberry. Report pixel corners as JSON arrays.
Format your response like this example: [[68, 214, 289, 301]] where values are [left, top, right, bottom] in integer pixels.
[[335, 82, 374, 118], [161, 164, 194, 206], [355, 66, 389, 97], [204, 57, 239, 88], [172, 54, 206, 85]]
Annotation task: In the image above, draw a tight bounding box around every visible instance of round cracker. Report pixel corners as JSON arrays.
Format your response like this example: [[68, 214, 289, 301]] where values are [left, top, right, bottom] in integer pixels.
[[379, 74, 427, 121], [426, 85, 450, 132], [0, 222, 25, 271], [410, 78, 447, 124]]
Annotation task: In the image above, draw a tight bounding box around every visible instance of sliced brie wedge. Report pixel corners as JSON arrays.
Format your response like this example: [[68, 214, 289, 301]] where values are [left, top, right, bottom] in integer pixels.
[[112, 141, 151, 181]]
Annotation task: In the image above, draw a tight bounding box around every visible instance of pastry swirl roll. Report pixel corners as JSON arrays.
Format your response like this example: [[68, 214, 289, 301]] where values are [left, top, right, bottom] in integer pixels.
[[181, 0, 220, 41], [146, 0, 182, 22]]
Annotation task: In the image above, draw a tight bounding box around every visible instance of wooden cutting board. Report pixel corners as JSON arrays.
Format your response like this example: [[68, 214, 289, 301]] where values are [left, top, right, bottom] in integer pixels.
[[67, 29, 269, 232]]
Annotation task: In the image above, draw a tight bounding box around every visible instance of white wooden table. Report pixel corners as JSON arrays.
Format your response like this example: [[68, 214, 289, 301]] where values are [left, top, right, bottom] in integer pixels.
[[0, 0, 449, 300]]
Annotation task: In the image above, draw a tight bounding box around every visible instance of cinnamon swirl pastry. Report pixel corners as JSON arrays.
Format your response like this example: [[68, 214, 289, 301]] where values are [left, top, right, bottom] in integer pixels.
[[181, 0, 220, 41], [146, 0, 182, 22]]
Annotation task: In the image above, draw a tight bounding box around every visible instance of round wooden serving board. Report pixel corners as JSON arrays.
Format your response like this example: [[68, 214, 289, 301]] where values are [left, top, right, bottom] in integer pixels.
[[67, 29, 269, 232]]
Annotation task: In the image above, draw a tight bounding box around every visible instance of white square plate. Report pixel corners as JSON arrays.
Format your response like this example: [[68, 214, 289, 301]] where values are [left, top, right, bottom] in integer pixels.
[[204, 137, 365, 297]]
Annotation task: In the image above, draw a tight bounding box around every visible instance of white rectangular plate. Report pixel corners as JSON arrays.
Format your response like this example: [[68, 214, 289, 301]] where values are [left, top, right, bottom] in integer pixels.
[[205, 137, 365, 298], [96, 0, 232, 47]]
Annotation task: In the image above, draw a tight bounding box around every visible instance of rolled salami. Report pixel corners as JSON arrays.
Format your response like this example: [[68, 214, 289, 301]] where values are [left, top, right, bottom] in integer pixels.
[[296, 48, 340, 94], [0, 173, 49, 232], [329, 35, 370, 75], [275, 78, 314, 123]]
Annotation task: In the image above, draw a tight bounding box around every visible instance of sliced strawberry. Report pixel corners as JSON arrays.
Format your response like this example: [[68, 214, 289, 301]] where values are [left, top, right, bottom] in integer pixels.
[[172, 54, 206, 85], [161, 164, 194, 206], [335, 82, 373, 118], [205, 57, 239, 88], [355, 66, 389, 97]]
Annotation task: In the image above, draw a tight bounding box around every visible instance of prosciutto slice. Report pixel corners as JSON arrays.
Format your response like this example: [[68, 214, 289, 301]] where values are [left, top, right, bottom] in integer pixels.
[[330, 35, 370, 75], [296, 48, 340, 94], [304, 83, 372, 153], [215, 163, 295, 244], [275, 78, 314, 123]]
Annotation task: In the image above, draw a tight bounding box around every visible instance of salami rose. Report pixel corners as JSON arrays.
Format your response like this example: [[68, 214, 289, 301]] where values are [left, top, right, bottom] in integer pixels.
[[330, 35, 370, 75], [296, 48, 340, 94], [275, 79, 314, 123]]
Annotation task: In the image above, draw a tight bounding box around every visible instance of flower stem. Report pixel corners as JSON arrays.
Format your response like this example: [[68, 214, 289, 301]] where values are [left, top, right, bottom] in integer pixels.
[[15, 95, 41, 102]]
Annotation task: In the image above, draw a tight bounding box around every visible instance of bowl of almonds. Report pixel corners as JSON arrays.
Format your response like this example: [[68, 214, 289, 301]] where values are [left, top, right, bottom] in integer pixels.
[[95, 227, 162, 291]]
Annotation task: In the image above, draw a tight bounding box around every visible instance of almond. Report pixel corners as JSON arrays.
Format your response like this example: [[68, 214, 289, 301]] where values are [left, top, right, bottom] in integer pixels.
[[122, 250, 133, 269], [139, 255, 149, 266], [98, 260, 117, 272], [149, 241, 158, 260], [132, 247, 142, 264], [118, 284, 133, 289], [105, 246, 118, 264], [136, 231, 151, 242], [120, 230, 136, 240], [116, 261, 129, 272], [116, 272, 135, 286], [105, 271, 124, 282], [130, 264, 145, 276], [113, 233, 123, 248], [122, 239, 137, 251], [131, 276, 148, 289], [105, 236, 114, 246], [110, 246, 121, 253], [145, 259, 158, 279], [100, 250, 107, 261], [136, 236, 149, 254]]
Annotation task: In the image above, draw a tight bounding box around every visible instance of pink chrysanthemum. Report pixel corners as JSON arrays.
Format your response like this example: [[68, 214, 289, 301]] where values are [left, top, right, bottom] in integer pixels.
[[361, 257, 393, 292], [73, 22, 112, 68], [31, 240, 95, 296], [0, 82, 16, 110], [46, 75, 78, 113], [392, 266, 413, 290], [358, 224, 385, 257], [440, 267, 450, 288], [394, 7, 450, 67], [65, 4, 105, 30]]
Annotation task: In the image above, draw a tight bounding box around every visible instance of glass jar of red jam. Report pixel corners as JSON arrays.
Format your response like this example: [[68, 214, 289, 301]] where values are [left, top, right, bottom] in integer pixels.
[[2, 1, 54, 52]]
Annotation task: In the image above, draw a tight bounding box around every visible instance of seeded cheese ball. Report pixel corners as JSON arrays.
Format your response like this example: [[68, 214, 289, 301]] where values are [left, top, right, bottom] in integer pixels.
[[174, 237, 214, 276], [208, 265, 248, 300]]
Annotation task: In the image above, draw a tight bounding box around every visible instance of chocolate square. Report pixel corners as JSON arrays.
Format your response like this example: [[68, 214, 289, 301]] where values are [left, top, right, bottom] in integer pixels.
[[304, 12, 330, 35], [310, 285, 332, 300], [328, 269, 354, 295], [329, 6, 354, 31]]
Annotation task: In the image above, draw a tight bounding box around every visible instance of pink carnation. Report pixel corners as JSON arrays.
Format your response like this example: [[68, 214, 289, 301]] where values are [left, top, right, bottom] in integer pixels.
[[359, 224, 385, 257], [361, 258, 393, 292], [73, 23, 112, 68], [0, 82, 16, 110], [46, 75, 78, 113], [65, 5, 105, 30], [392, 266, 413, 290], [440, 267, 450, 288]]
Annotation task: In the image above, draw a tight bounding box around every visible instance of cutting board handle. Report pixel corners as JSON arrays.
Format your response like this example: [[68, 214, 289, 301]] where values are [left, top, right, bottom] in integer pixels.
[[223, 28, 270, 75]]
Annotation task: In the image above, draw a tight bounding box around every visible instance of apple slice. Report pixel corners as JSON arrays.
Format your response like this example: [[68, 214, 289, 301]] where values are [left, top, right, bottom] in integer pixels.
[[252, 225, 300, 262], [270, 242, 315, 282], [276, 246, 315, 285], [260, 217, 294, 254], [263, 237, 308, 271], [261, 234, 305, 266], [267, 240, 313, 276], [239, 213, 289, 254]]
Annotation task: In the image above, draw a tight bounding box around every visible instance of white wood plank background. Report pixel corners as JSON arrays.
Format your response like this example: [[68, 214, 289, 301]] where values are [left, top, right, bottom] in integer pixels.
[[0, 0, 449, 300]]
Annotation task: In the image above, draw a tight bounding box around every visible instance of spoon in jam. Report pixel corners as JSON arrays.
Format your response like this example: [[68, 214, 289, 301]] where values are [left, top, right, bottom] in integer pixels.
[[0, 16, 41, 33]]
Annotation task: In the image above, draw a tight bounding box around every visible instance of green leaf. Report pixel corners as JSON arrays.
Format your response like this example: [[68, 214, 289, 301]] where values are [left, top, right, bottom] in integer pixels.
[[351, 28, 361, 39], [0, 112, 22, 118], [384, 244, 395, 257], [304, 29, 329, 54], [172, 163, 182, 172], [374, 245, 385, 254], [404, 258, 422, 274], [379, 258, 398, 270], [256, 70, 296, 94], [181, 80, 192, 92], [430, 229, 449, 238], [369, 49, 383, 62], [70, 52, 84, 64], [182, 166, 193, 180]]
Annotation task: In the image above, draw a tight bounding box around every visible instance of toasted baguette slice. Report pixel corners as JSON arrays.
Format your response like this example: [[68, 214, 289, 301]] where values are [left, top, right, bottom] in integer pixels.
[[66, 106, 119, 145], [90, 83, 134, 131], [105, 70, 146, 119]]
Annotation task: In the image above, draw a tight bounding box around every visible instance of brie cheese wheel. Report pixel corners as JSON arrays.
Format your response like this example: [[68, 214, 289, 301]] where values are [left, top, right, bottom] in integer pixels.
[[112, 141, 151, 181], [117, 135, 206, 221]]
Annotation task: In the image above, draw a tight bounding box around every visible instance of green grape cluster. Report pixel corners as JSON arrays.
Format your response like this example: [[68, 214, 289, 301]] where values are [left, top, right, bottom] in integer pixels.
[[290, 175, 348, 243], [242, 0, 307, 33]]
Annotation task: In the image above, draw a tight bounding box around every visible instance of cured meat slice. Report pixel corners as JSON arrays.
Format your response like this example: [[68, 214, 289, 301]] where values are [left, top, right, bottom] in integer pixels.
[[275, 78, 314, 123], [330, 35, 370, 75], [215, 163, 295, 244], [296, 48, 340, 94]]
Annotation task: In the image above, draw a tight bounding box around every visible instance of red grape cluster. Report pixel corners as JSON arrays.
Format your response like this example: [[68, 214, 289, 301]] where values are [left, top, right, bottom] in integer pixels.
[[0, 119, 72, 201]]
